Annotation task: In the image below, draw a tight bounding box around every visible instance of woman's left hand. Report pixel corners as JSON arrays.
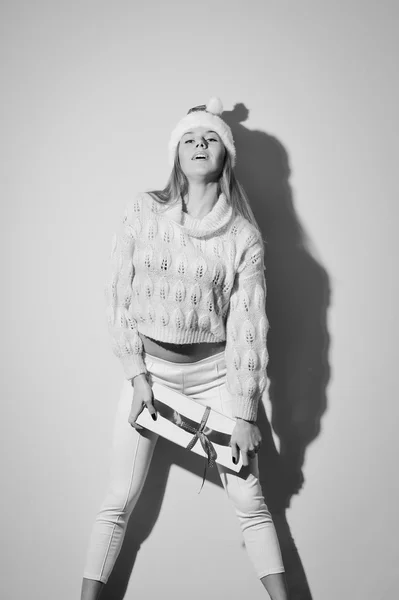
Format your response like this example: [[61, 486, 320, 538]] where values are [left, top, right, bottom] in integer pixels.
[[230, 419, 262, 467]]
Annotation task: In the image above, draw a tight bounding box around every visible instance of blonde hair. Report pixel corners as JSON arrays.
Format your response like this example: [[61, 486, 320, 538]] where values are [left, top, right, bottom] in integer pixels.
[[146, 144, 262, 238]]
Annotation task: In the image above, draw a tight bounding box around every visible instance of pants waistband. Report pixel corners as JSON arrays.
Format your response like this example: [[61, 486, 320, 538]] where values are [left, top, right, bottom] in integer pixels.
[[143, 348, 225, 368]]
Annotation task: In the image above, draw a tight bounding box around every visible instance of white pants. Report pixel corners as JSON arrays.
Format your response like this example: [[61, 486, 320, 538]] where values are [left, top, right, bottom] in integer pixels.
[[83, 349, 285, 583]]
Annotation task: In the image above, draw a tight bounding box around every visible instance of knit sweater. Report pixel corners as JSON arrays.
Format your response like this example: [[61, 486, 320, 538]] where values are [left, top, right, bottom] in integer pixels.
[[104, 191, 269, 422]]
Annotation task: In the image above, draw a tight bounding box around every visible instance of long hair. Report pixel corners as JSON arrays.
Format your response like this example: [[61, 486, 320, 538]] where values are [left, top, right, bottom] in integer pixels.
[[145, 145, 262, 238]]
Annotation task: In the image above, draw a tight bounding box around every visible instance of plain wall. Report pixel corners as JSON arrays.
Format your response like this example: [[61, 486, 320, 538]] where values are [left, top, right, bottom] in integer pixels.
[[1, 1, 398, 599]]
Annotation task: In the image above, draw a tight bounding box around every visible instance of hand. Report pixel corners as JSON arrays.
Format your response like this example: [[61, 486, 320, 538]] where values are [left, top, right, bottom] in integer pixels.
[[128, 374, 157, 430], [230, 419, 262, 467]]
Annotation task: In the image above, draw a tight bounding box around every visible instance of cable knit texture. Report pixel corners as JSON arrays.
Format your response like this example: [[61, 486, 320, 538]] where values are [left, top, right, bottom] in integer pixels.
[[104, 191, 269, 421]]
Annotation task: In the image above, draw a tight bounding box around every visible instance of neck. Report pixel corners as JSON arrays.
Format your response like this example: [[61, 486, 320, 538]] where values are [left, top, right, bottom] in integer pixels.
[[183, 181, 219, 219]]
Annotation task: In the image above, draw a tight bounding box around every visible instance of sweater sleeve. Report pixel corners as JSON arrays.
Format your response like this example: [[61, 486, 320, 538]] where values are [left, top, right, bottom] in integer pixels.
[[104, 194, 148, 381], [224, 228, 269, 422]]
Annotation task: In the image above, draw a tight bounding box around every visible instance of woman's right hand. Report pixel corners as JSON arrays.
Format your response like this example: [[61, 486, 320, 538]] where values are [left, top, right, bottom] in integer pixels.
[[128, 374, 158, 430]]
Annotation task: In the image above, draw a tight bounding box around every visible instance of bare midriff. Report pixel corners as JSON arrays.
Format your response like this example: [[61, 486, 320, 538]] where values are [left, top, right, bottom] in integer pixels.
[[140, 333, 226, 363]]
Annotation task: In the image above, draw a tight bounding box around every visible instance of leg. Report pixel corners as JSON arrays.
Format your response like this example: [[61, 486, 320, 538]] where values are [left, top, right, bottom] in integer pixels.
[[81, 578, 104, 600], [260, 572, 289, 599], [180, 351, 287, 594], [216, 458, 287, 599], [81, 379, 159, 598], [215, 374, 288, 599]]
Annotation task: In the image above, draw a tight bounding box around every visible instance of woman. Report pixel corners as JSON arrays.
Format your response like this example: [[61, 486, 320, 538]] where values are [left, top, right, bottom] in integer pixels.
[[80, 97, 288, 600]]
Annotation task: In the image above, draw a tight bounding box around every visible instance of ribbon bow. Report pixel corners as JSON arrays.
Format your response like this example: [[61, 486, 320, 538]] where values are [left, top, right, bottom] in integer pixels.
[[152, 398, 232, 494], [180, 406, 217, 493]]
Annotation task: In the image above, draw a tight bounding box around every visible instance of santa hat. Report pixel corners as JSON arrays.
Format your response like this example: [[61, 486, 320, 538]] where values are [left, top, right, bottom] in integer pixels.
[[168, 97, 236, 168]]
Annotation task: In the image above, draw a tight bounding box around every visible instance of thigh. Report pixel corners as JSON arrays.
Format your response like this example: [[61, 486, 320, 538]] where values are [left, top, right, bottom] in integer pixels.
[[216, 456, 265, 513], [104, 379, 159, 497]]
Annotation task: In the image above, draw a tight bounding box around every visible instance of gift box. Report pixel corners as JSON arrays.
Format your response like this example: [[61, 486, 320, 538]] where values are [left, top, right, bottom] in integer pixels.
[[135, 381, 243, 492]]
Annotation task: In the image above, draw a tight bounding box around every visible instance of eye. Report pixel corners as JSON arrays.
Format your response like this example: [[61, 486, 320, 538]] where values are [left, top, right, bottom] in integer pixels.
[[185, 137, 217, 144]]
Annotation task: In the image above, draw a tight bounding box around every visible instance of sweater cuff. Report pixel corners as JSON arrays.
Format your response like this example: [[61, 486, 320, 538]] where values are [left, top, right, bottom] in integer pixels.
[[233, 396, 259, 422], [120, 354, 148, 381]]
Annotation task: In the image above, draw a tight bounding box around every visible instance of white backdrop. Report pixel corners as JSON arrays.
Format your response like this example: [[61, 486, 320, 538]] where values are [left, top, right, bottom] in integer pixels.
[[1, 1, 398, 599]]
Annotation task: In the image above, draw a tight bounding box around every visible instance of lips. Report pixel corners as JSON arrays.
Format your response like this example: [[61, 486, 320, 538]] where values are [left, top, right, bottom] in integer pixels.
[[192, 152, 208, 160]]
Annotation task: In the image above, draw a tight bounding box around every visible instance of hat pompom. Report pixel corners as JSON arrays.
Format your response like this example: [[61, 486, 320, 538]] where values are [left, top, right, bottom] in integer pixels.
[[206, 97, 223, 116]]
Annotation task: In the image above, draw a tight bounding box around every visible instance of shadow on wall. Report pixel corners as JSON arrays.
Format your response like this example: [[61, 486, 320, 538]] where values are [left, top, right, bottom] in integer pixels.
[[101, 103, 331, 600]]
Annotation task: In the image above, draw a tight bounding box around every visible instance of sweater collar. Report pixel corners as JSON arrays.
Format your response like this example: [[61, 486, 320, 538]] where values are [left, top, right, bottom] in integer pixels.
[[156, 192, 233, 238]]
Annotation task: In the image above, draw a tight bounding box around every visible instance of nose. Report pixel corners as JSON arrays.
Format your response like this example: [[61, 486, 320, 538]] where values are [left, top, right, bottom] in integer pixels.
[[196, 138, 207, 148]]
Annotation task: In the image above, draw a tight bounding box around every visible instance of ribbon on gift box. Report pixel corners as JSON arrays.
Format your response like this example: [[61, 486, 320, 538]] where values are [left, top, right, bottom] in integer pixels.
[[152, 398, 232, 493]]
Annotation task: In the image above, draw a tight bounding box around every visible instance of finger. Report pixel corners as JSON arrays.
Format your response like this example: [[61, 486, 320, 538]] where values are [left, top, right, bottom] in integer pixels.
[[250, 443, 261, 455], [128, 411, 144, 430], [128, 404, 144, 428], [145, 400, 157, 421], [241, 450, 249, 467], [130, 421, 144, 431], [231, 443, 240, 465]]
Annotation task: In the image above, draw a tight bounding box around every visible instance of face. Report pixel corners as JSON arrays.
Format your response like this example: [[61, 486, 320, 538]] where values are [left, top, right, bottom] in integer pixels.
[[177, 126, 226, 181]]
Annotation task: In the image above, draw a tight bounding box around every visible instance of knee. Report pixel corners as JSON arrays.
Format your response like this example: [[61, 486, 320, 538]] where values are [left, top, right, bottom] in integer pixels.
[[97, 481, 142, 518], [233, 491, 271, 519], [227, 481, 274, 529]]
